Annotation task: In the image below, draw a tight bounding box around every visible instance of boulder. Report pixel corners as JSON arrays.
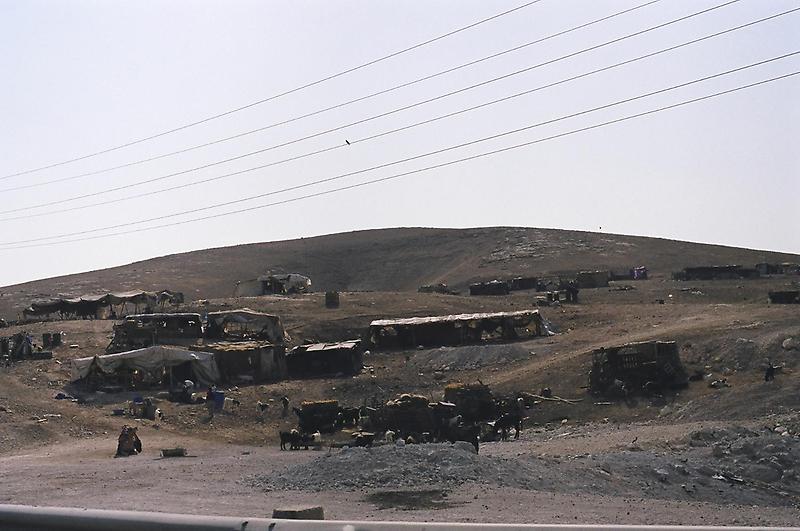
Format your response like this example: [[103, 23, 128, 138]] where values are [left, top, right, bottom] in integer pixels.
[[782, 338, 798, 350], [453, 440, 478, 454]]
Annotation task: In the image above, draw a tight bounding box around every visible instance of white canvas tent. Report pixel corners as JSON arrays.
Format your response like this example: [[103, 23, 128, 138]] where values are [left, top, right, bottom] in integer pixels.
[[71, 345, 220, 386]]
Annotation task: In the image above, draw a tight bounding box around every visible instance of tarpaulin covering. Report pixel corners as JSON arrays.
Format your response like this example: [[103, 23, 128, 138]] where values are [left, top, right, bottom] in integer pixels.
[[71, 345, 220, 385], [206, 308, 287, 344], [371, 310, 543, 327], [26, 290, 167, 316]]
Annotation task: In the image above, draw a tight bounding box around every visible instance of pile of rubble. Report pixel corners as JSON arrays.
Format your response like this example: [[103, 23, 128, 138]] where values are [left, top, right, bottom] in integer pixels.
[[689, 426, 800, 486], [252, 442, 538, 492], [412, 344, 532, 372]]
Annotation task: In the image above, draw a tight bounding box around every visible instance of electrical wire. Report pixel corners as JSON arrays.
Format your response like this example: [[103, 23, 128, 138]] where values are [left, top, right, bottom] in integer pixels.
[[2, 9, 796, 223], [1, 0, 662, 193], [2, 59, 796, 248], [0, 0, 544, 181], [0, 0, 747, 216]]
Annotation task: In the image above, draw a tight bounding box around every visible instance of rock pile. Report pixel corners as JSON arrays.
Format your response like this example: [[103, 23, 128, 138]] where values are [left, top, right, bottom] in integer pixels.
[[251, 442, 538, 492], [686, 426, 799, 486], [412, 344, 533, 372]]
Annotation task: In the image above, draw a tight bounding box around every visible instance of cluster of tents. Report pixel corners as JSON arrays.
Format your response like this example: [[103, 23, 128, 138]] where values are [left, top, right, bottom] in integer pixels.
[[23, 290, 183, 320]]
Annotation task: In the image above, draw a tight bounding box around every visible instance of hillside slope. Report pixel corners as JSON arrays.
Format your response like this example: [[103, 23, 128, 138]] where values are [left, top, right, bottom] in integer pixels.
[[1, 226, 797, 318]]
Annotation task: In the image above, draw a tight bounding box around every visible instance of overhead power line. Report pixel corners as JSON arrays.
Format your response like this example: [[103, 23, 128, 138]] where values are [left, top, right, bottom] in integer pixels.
[[0, 0, 544, 181], [4, 70, 796, 251], [3, 9, 797, 223], [2, 55, 797, 248], [2, 0, 662, 193], [1, 0, 747, 216]]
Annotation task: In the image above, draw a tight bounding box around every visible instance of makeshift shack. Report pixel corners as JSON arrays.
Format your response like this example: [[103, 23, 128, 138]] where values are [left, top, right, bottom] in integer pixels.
[[508, 277, 538, 291], [443, 382, 496, 422], [296, 400, 339, 433], [610, 267, 648, 281], [106, 313, 203, 353], [234, 273, 312, 296], [370, 310, 549, 349], [588, 341, 688, 397], [768, 291, 800, 304], [71, 346, 220, 390], [673, 265, 760, 281], [197, 341, 287, 383], [286, 340, 363, 377], [325, 291, 340, 308], [576, 270, 610, 289], [418, 283, 456, 295], [469, 280, 509, 296], [382, 394, 435, 434], [260, 273, 312, 295], [2, 332, 52, 361], [205, 309, 287, 344], [22, 290, 180, 321], [756, 263, 800, 276]]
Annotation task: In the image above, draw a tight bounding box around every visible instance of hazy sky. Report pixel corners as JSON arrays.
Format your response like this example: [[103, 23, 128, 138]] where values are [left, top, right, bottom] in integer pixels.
[[1, 0, 798, 287]]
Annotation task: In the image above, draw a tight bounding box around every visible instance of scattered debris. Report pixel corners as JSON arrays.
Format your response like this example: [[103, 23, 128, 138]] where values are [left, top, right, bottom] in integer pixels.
[[160, 448, 187, 458]]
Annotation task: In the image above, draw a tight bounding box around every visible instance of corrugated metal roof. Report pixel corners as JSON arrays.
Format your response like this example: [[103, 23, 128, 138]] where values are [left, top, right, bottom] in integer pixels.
[[201, 341, 276, 352], [370, 310, 540, 327], [304, 340, 361, 352]]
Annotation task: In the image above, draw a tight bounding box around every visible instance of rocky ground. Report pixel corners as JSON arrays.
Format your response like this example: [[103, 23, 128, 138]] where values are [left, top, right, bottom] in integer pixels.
[[1, 275, 799, 524], [1, 419, 799, 525]]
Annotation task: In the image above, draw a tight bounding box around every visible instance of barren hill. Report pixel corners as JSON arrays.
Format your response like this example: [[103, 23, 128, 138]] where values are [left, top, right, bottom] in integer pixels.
[[1, 226, 797, 318]]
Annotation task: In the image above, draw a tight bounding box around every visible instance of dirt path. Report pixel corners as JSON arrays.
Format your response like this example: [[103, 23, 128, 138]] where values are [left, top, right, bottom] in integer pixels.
[[1, 423, 798, 526]]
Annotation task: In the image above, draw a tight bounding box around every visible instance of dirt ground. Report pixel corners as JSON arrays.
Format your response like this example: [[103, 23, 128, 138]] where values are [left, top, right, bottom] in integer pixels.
[[1, 419, 799, 525], [1, 275, 799, 524]]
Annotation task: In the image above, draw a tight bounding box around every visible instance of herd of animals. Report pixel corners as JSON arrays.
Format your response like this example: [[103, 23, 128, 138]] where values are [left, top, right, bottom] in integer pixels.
[[111, 386, 531, 458], [277, 396, 526, 454]]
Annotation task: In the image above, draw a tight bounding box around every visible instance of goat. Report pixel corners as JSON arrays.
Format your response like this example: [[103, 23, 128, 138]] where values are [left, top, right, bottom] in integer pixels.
[[256, 401, 269, 420], [279, 429, 301, 451], [279, 430, 292, 451], [495, 412, 523, 441]]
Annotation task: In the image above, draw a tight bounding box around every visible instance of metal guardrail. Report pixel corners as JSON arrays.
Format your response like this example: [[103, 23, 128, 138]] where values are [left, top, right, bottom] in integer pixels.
[[1, 505, 798, 531]]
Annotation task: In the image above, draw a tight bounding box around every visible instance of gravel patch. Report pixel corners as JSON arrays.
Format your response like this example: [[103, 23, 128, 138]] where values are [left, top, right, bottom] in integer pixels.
[[411, 344, 533, 372], [251, 442, 540, 492]]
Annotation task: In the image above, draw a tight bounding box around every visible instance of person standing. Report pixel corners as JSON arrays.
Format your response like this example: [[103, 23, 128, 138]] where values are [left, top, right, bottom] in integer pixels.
[[281, 395, 290, 418]]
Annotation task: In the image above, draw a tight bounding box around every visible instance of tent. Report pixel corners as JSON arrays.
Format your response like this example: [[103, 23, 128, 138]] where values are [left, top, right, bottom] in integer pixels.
[[71, 345, 220, 386], [370, 310, 551, 349], [206, 309, 287, 344]]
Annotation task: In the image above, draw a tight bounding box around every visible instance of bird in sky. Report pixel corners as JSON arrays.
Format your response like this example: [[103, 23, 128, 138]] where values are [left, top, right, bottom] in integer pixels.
[[345, 139, 351, 145]]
